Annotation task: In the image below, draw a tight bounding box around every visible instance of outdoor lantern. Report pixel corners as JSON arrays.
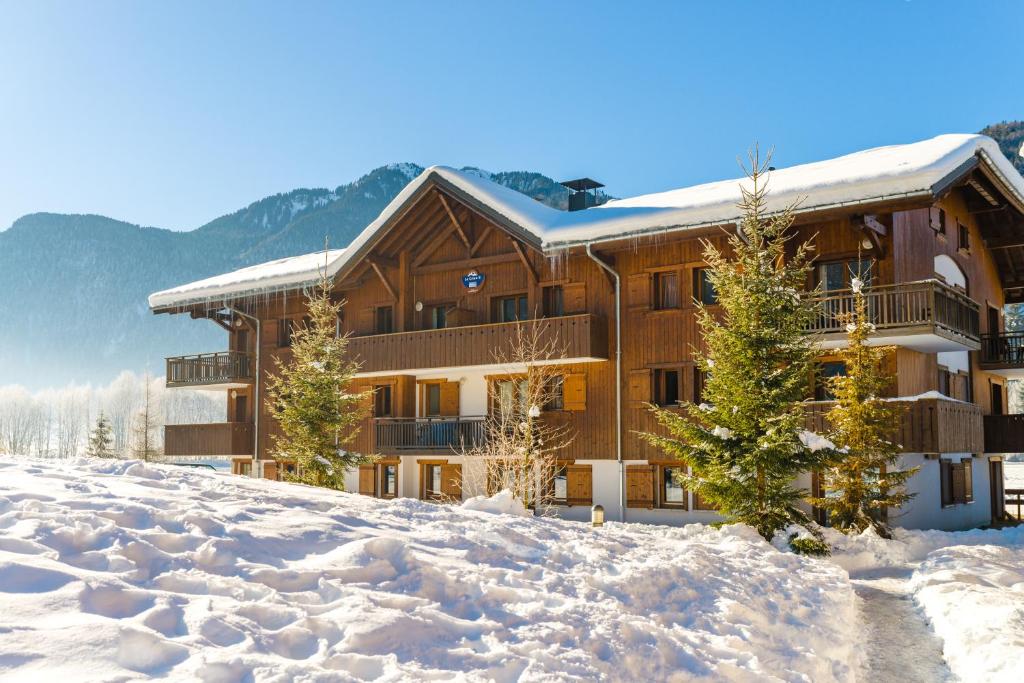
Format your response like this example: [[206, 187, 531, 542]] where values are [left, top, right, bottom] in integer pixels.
[[591, 504, 605, 527]]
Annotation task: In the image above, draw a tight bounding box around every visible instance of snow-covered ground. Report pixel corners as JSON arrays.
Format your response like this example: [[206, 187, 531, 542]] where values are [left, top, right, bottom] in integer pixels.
[[828, 526, 1024, 683], [0, 457, 859, 682], [1005, 460, 1024, 489]]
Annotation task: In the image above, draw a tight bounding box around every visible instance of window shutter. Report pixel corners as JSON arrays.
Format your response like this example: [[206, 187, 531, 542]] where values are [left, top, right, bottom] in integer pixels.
[[929, 206, 941, 231], [563, 282, 587, 314], [440, 463, 462, 499], [626, 464, 655, 508], [940, 459, 953, 506], [628, 369, 652, 406], [357, 308, 375, 335], [563, 373, 586, 411], [439, 381, 460, 416], [627, 273, 651, 309], [963, 459, 974, 503], [951, 462, 966, 504], [566, 465, 593, 506], [693, 492, 716, 511], [358, 465, 376, 496]]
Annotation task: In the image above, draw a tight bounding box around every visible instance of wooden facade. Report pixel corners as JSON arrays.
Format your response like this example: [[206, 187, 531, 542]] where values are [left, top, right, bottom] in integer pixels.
[[155, 154, 1024, 519]]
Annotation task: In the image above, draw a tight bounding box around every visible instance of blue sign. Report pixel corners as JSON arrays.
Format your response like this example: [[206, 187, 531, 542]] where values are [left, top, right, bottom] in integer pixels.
[[462, 270, 485, 290]]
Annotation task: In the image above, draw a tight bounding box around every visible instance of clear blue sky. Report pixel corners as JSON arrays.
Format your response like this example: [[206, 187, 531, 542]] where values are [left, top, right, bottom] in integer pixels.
[[1, 1, 1021, 232]]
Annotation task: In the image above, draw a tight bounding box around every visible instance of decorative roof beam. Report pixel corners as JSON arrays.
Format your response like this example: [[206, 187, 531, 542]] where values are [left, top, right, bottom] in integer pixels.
[[437, 191, 472, 249]]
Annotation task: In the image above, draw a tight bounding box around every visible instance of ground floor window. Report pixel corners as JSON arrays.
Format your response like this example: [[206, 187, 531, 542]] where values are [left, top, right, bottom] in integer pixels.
[[381, 463, 398, 498], [548, 463, 592, 506], [419, 461, 462, 501], [660, 465, 686, 508], [234, 460, 252, 477], [940, 457, 974, 507]]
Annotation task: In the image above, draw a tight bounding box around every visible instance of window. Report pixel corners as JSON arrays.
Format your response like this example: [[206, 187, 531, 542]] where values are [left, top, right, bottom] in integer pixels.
[[660, 465, 686, 508], [693, 368, 707, 405], [815, 362, 847, 401], [380, 463, 398, 498], [495, 378, 529, 420], [373, 384, 393, 417], [653, 368, 681, 406], [234, 329, 248, 352], [938, 368, 951, 397], [941, 458, 975, 506], [278, 319, 295, 347], [425, 383, 442, 416], [236, 461, 252, 477], [958, 222, 970, 252], [817, 259, 874, 291], [493, 294, 529, 323], [992, 383, 1004, 416], [423, 464, 442, 499], [375, 306, 394, 334], [552, 464, 568, 502], [542, 285, 564, 317], [693, 268, 718, 305], [653, 271, 680, 310], [932, 207, 947, 234], [428, 304, 450, 330], [545, 376, 564, 411]]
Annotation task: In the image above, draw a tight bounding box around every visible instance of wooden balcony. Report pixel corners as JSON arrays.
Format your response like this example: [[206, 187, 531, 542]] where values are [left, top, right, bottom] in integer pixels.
[[166, 351, 254, 389], [806, 280, 980, 352], [373, 416, 486, 455], [979, 333, 1024, 379], [164, 422, 254, 457], [983, 414, 1024, 454], [347, 314, 608, 374], [804, 397, 984, 454]]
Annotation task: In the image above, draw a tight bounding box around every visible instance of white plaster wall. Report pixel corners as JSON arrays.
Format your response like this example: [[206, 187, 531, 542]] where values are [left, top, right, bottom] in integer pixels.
[[892, 454, 993, 530]]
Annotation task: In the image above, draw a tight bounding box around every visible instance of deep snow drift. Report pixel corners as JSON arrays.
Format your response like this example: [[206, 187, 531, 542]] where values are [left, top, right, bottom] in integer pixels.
[[0, 457, 858, 682]]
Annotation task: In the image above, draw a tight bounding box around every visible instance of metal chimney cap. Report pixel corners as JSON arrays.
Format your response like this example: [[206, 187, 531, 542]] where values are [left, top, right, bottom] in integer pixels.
[[559, 178, 605, 192]]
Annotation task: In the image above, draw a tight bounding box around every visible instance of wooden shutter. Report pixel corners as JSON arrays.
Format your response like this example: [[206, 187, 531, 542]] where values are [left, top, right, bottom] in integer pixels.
[[566, 465, 593, 506], [357, 308, 375, 335], [627, 273, 651, 309], [940, 459, 953, 506], [358, 464, 376, 496], [628, 369, 652, 406], [441, 463, 462, 499], [563, 373, 586, 411], [440, 381, 460, 416], [951, 462, 966, 504], [626, 464, 655, 508], [563, 282, 587, 314], [929, 206, 941, 231], [963, 459, 974, 503]]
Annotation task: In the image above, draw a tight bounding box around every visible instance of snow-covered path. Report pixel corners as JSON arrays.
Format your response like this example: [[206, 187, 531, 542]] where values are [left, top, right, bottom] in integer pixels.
[[850, 568, 953, 683]]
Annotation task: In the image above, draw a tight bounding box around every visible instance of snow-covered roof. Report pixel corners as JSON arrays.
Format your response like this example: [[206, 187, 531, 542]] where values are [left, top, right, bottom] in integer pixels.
[[148, 249, 346, 310], [150, 134, 1024, 311]]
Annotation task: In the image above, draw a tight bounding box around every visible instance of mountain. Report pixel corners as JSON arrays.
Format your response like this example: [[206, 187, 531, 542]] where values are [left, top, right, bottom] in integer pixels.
[[980, 121, 1024, 176], [0, 165, 605, 389]]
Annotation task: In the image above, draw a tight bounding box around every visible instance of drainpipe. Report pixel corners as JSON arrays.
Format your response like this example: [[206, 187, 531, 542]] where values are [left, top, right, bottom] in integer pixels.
[[585, 244, 625, 522], [227, 306, 260, 478]]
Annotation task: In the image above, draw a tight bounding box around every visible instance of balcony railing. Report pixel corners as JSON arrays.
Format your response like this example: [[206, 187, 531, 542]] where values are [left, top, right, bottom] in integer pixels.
[[164, 423, 254, 457], [373, 416, 487, 454], [166, 351, 254, 388], [983, 414, 1024, 454], [805, 280, 980, 350], [804, 397, 984, 454], [347, 314, 608, 374], [980, 333, 1024, 373]]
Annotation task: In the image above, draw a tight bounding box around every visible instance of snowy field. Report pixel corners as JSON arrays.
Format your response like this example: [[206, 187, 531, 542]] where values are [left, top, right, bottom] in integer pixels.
[[0, 457, 859, 682], [1005, 460, 1024, 489]]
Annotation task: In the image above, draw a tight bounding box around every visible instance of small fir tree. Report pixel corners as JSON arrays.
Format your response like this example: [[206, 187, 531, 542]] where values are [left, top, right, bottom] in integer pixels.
[[811, 276, 917, 538], [86, 412, 115, 458], [265, 259, 370, 489], [131, 375, 161, 461], [642, 147, 832, 545]]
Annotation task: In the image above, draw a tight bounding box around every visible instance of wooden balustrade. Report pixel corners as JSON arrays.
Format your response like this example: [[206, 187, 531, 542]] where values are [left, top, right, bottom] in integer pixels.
[[164, 423, 254, 457], [346, 314, 608, 373], [166, 351, 254, 388], [980, 333, 1024, 370], [983, 414, 1024, 454], [805, 280, 980, 347], [373, 416, 487, 454], [804, 397, 984, 454]]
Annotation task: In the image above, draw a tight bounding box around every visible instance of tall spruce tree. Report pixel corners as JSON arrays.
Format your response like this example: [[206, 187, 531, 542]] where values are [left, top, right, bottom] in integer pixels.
[[643, 148, 831, 544], [811, 276, 917, 538], [265, 257, 370, 490], [86, 412, 115, 458]]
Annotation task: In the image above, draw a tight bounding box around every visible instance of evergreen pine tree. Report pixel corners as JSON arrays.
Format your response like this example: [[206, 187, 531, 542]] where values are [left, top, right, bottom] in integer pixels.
[[811, 276, 917, 538], [642, 148, 832, 545], [86, 412, 115, 458], [131, 375, 161, 461], [265, 256, 370, 489]]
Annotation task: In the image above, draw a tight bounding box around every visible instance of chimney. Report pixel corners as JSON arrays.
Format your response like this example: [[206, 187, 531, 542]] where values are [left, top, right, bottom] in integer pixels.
[[560, 178, 604, 212]]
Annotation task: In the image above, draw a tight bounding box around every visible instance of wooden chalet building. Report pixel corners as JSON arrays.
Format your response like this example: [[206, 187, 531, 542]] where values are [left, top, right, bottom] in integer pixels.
[[150, 134, 1024, 530]]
